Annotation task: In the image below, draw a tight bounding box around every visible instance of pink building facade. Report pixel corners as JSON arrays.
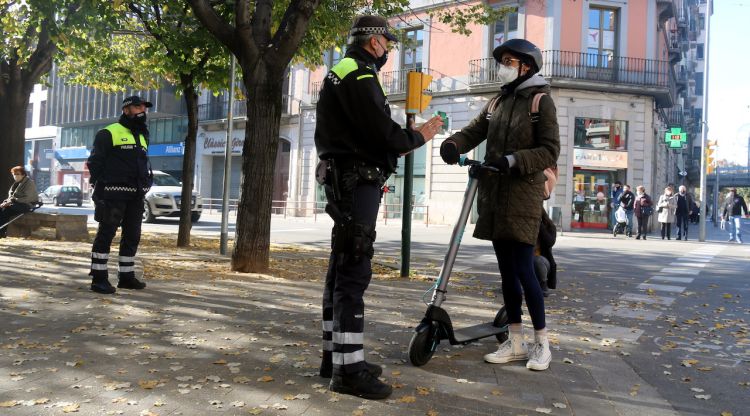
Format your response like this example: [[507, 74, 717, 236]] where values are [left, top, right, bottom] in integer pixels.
[[292, 0, 705, 231]]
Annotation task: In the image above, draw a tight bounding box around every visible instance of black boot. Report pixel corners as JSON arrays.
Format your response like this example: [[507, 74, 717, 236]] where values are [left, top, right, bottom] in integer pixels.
[[117, 278, 146, 290], [91, 278, 116, 294], [320, 360, 382, 378], [329, 369, 392, 400]]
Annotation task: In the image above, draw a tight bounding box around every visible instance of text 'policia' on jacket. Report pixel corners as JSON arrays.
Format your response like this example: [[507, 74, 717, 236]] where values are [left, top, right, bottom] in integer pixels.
[[314, 47, 424, 174], [87, 114, 152, 198]]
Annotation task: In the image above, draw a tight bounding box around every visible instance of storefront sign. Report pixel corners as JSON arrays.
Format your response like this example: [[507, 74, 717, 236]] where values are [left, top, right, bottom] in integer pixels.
[[149, 143, 185, 157], [198, 131, 244, 155], [574, 148, 627, 169]]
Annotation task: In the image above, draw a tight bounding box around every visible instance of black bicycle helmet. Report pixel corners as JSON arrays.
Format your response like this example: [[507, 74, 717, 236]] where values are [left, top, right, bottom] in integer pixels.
[[492, 39, 543, 73]]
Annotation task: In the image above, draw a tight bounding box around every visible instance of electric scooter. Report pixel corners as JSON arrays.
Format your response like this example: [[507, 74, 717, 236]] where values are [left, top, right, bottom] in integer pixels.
[[408, 157, 508, 367]]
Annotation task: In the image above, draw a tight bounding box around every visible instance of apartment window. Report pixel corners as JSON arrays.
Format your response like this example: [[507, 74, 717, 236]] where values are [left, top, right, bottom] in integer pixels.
[[694, 72, 704, 95], [39, 101, 48, 127], [574, 118, 628, 150], [26, 104, 34, 128], [401, 28, 423, 71], [696, 43, 704, 59], [491, 7, 519, 50], [587, 7, 619, 68]]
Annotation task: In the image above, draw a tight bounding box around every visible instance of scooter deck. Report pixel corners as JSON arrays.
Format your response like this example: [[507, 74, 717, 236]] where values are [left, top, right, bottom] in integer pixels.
[[451, 322, 507, 345]]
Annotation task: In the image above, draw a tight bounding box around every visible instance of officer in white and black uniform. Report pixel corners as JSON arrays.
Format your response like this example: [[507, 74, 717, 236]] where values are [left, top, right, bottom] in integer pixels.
[[87, 96, 152, 294], [314, 15, 442, 399]]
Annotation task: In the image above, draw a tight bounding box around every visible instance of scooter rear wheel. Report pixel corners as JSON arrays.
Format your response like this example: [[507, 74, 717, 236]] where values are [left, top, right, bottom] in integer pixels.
[[408, 323, 437, 367], [493, 307, 509, 343]]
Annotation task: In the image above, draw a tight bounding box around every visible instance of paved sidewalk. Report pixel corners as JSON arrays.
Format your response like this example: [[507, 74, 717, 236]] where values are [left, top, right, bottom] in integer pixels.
[[0, 232, 739, 416]]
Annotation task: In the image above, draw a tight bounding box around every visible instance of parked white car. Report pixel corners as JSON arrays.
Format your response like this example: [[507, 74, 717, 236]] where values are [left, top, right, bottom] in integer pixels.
[[143, 171, 203, 223]]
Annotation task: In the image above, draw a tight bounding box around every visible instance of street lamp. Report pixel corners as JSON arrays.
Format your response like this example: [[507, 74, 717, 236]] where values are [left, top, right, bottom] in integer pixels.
[[698, 0, 712, 242]]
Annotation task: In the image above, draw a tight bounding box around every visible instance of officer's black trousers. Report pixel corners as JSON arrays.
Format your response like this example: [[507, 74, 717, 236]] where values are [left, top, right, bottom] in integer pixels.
[[90, 197, 144, 282], [321, 181, 381, 375]]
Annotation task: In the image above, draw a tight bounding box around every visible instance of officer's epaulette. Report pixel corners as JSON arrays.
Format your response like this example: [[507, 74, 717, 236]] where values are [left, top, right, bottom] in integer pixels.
[[327, 57, 375, 85]]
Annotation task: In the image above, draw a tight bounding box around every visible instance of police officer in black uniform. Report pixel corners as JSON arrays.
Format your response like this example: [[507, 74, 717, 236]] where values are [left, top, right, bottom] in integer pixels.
[[314, 15, 443, 399], [87, 96, 152, 294]]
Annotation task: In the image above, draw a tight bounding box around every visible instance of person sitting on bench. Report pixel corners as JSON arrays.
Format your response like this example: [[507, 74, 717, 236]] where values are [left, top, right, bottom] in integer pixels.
[[0, 166, 39, 238]]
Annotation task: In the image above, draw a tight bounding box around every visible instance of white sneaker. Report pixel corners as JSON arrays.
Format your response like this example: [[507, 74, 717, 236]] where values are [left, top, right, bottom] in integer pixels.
[[526, 338, 551, 371], [484, 335, 528, 364]]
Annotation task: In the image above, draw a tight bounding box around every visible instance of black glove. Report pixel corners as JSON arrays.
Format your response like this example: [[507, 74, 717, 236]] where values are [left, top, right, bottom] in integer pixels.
[[440, 139, 460, 165], [488, 157, 510, 174]]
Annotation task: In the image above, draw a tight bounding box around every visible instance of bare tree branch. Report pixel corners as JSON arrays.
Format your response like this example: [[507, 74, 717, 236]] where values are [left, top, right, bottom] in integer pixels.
[[270, 0, 321, 68], [187, 0, 236, 48], [251, 0, 272, 47]]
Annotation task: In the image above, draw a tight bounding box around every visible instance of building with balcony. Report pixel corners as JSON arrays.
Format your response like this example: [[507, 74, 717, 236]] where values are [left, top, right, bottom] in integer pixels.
[[296, 0, 695, 231]]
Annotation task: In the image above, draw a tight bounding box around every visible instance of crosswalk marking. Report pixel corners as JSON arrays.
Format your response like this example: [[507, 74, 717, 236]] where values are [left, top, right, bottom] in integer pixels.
[[668, 262, 706, 268], [659, 267, 701, 275], [649, 276, 694, 284], [676, 257, 711, 262], [637, 283, 686, 293], [620, 292, 675, 305], [595, 305, 662, 321]]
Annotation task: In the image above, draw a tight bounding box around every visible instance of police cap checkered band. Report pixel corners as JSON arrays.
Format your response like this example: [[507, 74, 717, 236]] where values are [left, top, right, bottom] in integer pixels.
[[122, 96, 153, 109], [350, 15, 398, 42]]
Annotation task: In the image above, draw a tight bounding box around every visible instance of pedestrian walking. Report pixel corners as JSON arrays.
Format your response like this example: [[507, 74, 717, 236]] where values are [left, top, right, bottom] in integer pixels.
[[610, 181, 623, 229], [656, 186, 676, 240], [619, 184, 635, 237], [634, 185, 653, 240], [0, 166, 38, 238], [440, 38, 560, 371], [674, 185, 693, 240], [87, 96, 152, 294], [314, 15, 442, 400], [721, 187, 748, 243]]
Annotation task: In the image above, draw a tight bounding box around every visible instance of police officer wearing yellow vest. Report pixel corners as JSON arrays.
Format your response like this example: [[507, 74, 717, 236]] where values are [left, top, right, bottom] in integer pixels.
[[87, 96, 152, 294], [314, 15, 442, 399]]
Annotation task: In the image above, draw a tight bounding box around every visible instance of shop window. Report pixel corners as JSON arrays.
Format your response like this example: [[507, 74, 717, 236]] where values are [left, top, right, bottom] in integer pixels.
[[574, 118, 628, 150], [571, 170, 615, 229]]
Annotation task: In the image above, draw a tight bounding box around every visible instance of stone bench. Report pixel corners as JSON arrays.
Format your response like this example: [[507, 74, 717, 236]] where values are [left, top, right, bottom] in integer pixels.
[[7, 212, 89, 241]]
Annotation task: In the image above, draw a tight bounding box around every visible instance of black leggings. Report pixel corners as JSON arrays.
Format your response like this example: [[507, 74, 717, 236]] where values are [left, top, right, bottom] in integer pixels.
[[637, 215, 650, 236], [660, 223, 672, 239], [492, 240, 546, 330]]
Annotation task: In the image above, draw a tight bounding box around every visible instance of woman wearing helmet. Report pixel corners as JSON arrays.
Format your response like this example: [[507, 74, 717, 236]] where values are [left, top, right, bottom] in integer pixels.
[[440, 39, 560, 371]]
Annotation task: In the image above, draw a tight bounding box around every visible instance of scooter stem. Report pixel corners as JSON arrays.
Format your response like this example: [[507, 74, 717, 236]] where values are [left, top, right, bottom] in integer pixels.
[[431, 176, 479, 307]]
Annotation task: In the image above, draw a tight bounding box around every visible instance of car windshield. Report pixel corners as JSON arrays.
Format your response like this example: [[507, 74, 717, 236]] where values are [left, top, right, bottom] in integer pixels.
[[152, 174, 180, 186]]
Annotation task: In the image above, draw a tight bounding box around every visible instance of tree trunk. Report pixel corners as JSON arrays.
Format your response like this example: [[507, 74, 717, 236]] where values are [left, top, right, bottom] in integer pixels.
[[231, 66, 283, 272], [177, 79, 199, 247], [0, 93, 33, 195]]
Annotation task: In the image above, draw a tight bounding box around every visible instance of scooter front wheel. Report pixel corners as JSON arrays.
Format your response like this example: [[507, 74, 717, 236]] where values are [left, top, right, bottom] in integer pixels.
[[493, 307, 509, 343], [408, 323, 438, 366]]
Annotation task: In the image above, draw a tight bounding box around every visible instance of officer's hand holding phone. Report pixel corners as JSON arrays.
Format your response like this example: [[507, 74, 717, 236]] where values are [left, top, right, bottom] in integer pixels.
[[412, 115, 443, 144]]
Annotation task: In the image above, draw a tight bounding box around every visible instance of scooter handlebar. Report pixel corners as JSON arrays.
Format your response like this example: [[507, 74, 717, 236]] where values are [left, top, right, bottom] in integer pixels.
[[458, 155, 499, 173]]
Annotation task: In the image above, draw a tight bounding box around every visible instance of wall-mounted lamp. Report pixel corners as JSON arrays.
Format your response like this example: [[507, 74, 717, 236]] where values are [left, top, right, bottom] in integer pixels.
[[569, 97, 575, 103], [629, 102, 636, 108]]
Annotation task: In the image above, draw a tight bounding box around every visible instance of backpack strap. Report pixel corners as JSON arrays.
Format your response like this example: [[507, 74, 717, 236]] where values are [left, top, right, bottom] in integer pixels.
[[529, 92, 546, 123]]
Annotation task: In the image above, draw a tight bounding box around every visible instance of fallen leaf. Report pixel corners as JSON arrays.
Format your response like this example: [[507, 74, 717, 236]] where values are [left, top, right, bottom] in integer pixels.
[[398, 395, 416, 403], [257, 375, 274, 383], [62, 403, 80, 413], [553, 402, 567, 409], [138, 380, 159, 389], [213, 359, 227, 365], [416, 386, 430, 396], [535, 408, 552, 414], [695, 394, 711, 400], [681, 359, 699, 367], [0, 401, 18, 408], [426, 410, 439, 416]]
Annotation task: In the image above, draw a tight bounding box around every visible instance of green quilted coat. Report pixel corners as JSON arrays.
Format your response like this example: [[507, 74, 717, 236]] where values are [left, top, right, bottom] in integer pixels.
[[448, 75, 560, 245]]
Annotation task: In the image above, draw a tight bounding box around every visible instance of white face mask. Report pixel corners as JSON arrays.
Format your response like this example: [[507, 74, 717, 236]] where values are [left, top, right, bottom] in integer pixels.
[[12, 174, 23, 182], [496, 64, 519, 85]]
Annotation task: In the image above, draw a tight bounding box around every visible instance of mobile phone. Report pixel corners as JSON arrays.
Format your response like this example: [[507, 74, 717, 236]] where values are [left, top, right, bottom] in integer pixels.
[[434, 111, 448, 131]]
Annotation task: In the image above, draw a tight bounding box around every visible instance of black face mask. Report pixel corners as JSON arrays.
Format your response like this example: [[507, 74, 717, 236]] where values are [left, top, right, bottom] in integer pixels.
[[130, 111, 147, 124], [373, 39, 389, 71]]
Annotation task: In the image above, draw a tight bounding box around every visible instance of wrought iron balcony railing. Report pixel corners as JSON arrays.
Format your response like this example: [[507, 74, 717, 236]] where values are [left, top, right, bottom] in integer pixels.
[[197, 94, 292, 121], [470, 50, 670, 89]]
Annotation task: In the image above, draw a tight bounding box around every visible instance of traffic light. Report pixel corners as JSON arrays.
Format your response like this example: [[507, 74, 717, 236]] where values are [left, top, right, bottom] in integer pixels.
[[406, 71, 433, 114], [705, 142, 716, 174]]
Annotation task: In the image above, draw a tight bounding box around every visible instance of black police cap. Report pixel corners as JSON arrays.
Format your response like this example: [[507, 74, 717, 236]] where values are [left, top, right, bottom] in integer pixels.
[[122, 96, 153, 109], [349, 15, 398, 42]]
